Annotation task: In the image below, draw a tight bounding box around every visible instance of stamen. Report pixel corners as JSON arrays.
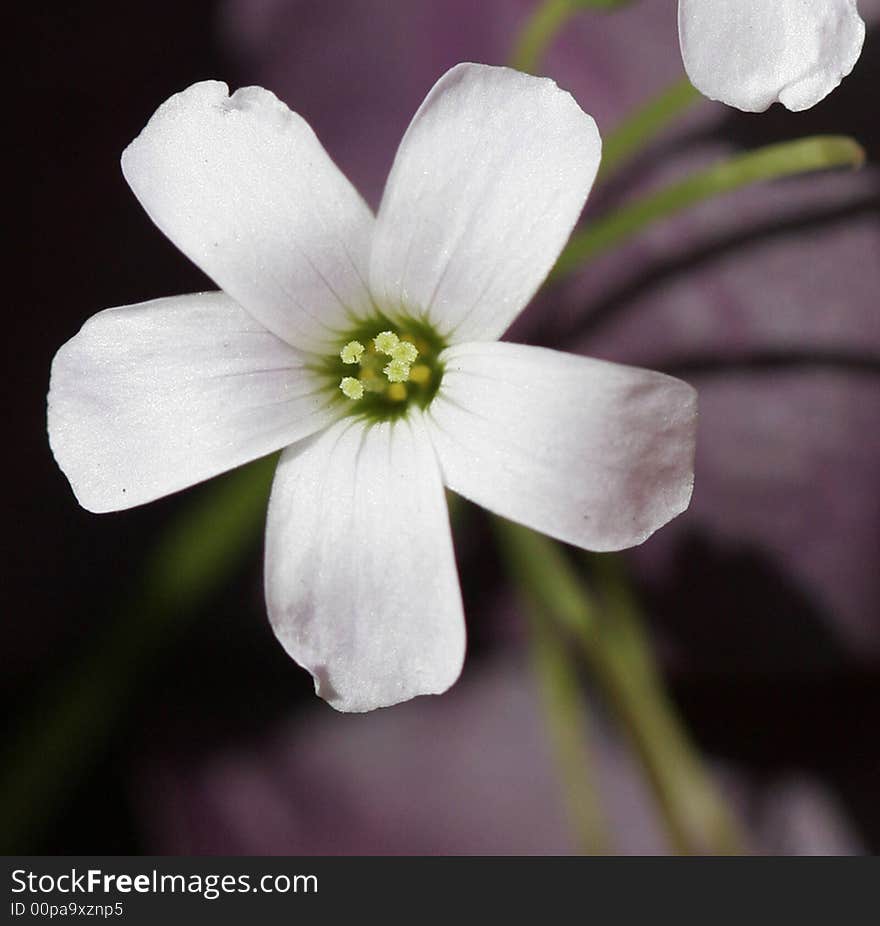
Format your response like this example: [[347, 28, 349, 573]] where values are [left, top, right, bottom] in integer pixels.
[[340, 340, 365, 364], [373, 331, 400, 355], [390, 340, 418, 364], [339, 376, 364, 400], [383, 359, 411, 383], [408, 363, 431, 385], [331, 319, 443, 417]]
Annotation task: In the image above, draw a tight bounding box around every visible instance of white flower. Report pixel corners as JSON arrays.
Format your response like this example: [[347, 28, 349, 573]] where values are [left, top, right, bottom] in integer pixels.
[[679, 0, 865, 111], [47, 64, 697, 712]]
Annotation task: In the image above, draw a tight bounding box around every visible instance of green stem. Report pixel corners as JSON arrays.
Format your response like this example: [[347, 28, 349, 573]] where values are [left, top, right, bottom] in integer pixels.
[[0, 454, 278, 853], [598, 76, 702, 184], [510, 0, 575, 73], [586, 554, 745, 855], [497, 524, 610, 854], [526, 609, 611, 854], [510, 0, 632, 73], [494, 518, 746, 855], [555, 135, 865, 279]]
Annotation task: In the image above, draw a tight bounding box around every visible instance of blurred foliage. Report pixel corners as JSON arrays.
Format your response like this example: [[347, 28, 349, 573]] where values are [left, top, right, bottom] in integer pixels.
[[556, 135, 866, 276]]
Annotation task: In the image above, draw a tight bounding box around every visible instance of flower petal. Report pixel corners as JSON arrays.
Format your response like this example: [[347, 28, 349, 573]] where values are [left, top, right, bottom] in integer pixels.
[[48, 292, 338, 513], [678, 0, 865, 112], [265, 413, 465, 712], [369, 63, 601, 343], [426, 342, 697, 552], [121, 81, 374, 351]]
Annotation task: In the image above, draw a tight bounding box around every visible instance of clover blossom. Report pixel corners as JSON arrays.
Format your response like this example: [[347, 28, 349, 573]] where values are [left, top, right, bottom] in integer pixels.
[[48, 64, 696, 712], [679, 0, 865, 112]]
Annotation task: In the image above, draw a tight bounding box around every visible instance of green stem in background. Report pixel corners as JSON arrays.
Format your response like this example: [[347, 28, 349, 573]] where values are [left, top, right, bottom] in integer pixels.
[[510, 0, 633, 74], [494, 518, 746, 855], [510, 0, 573, 72], [527, 613, 611, 854], [554, 135, 865, 279], [585, 554, 745, 855], [597, 76, 702, 184], [498, 525, 610, 854], [0, 454, 278, 854]]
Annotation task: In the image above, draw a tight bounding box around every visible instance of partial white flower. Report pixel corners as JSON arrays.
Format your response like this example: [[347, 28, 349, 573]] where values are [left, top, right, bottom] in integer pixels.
[[47, 64, 697, 712], [679, 0, 865, 112]]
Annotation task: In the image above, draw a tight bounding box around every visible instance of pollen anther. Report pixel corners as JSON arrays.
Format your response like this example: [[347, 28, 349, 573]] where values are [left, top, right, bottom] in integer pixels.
[[340, 340, 365, 364], [339, 376, 364, 400], [373, 331, 400, 355], [408, 363, 431, 385], [383, 359, 411, 383], [390, 340, 419, 364]]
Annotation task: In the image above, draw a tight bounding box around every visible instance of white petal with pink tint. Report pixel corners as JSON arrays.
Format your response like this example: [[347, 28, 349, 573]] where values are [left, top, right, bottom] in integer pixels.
[[370, 63, 601, 342], [122, 81, 375, 351], [265, 413, 465, 712], [48, 292, 337, 512], [679, 0, 865, 112], [427, 342, 697, 551]]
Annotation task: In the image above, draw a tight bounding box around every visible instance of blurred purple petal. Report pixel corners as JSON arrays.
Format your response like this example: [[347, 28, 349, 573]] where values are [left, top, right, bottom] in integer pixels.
[[757, 777, 865, 855], [140, 658, 579, 854], [136, 656, 864, 854]]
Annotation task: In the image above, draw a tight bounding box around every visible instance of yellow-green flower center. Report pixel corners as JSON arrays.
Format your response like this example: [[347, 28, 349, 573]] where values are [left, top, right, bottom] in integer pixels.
[[319, 314, 446, 421]]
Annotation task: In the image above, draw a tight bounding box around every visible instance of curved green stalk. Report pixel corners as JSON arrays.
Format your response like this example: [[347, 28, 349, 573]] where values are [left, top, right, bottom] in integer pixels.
[[598, 76, 702, 184], [494, 518, 746, 855], [584, 553, 745, 855], [498, 520, 611, 854], [510, 0, 575, 73], [527, 609, 612, 854], [555, 135, 865, 278], [510, 0, 633, 74]]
